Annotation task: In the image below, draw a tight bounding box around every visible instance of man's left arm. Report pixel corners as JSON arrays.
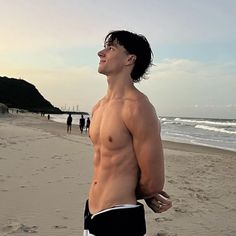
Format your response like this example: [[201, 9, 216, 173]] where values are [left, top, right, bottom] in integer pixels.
[[125, 99, 172, 213]]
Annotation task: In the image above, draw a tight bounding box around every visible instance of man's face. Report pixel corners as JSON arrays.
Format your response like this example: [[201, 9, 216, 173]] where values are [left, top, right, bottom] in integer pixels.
[[97, 39, 130, 76]]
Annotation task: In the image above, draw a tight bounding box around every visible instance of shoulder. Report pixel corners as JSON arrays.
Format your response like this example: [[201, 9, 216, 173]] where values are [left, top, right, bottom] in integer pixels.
[[91, 97, 106, 117], [123, 90, 160, 132], [124, 90, 157, 119]]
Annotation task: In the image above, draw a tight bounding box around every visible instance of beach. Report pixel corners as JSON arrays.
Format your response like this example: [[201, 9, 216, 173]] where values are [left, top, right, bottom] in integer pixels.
[[0, 113, 235, 236]]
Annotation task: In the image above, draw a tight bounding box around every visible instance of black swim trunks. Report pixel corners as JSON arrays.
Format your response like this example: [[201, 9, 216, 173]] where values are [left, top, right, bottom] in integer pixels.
[[84, 200, 146, 236]]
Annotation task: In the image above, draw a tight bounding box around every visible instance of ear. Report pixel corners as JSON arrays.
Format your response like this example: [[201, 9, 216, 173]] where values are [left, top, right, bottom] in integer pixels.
[[126, 54, 136, 66]]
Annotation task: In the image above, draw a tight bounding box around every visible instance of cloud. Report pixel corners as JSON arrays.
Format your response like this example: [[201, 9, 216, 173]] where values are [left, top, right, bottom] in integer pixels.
[[1, 0, 235, 53], [138, 57, 236, 118], [150, 58, 236, 81]]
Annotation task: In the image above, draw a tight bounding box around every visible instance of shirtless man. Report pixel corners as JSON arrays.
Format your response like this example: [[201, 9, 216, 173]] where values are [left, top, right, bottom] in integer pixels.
[[84, 30, 172, 236]]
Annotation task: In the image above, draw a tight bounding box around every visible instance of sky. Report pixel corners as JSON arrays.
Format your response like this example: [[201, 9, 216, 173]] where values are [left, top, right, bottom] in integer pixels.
[[0, 0, 236, 118]]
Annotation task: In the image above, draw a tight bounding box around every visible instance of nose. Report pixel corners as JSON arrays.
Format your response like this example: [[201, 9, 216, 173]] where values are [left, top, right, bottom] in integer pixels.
[[97, 49, 105, 58]]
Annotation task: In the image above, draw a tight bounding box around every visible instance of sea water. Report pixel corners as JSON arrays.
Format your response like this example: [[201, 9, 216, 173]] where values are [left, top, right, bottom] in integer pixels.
[[160, 117, 236, 152], [50, 114, 236, 152]]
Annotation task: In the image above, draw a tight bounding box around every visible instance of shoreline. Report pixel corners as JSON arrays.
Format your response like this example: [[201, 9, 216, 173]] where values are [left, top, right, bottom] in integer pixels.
[[163, 140, 236, 156], [0, 113, 236, 235], [49, 113, 236, 154], [2, 112, 236, 154]]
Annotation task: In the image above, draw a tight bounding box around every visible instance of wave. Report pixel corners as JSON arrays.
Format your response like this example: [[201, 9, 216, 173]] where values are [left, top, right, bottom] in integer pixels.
[[174, 118, 236, 126], [195, 125, 236, 134], [160, 118, 167, 121], [161, 117, 236, 151]]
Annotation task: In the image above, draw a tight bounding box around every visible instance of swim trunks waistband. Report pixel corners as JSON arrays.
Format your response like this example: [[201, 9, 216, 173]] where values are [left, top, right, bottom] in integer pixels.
[[91, 203, 139, 219]]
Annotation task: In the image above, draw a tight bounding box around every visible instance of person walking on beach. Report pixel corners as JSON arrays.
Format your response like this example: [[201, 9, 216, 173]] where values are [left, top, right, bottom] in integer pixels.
[[86, 117, 90, 132], [67, 113, 72, 133], [84, 30, 172, 236], [79, 114, 85, 134]]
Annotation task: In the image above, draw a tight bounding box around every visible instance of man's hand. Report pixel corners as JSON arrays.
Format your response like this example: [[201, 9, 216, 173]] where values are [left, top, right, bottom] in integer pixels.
[[144, 191, 172, 213]]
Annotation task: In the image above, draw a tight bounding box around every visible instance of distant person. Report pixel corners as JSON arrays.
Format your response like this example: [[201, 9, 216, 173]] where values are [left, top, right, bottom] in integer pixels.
[[47, 114, 50, 120], [67, 113, 72, 133], [79, 114, 85, 134], [86, 117, 90, 132]]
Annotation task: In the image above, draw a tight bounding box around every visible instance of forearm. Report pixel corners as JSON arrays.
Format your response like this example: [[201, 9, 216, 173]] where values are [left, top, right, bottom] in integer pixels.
[[135, 179, 164, 200]]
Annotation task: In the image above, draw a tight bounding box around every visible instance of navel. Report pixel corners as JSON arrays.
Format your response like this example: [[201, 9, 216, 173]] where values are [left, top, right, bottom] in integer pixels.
[[108, 136, 113, 142]]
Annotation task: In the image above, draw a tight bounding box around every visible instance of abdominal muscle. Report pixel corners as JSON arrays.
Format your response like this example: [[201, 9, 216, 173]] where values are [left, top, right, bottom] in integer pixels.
[[88, 149, 139, 214]]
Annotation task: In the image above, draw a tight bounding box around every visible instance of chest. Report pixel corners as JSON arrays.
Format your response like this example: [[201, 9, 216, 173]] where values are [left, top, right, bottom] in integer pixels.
[[89, 102, 130, 149]]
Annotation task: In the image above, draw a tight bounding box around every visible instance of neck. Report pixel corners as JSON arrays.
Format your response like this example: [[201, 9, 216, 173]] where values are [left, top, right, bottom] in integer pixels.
[[106, 74, 134, 99]]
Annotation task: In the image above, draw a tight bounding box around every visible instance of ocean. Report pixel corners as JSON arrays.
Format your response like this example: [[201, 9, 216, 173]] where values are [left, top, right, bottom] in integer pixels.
[[50, 114, 236, 152], [160, 117, 236, 152]]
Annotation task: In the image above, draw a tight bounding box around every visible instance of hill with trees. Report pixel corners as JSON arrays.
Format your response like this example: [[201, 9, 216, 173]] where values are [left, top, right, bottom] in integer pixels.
[[0, 76, 61, 113]]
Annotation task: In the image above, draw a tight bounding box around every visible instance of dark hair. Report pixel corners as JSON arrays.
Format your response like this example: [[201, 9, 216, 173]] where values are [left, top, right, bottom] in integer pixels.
[[104, 30, 153, 83]]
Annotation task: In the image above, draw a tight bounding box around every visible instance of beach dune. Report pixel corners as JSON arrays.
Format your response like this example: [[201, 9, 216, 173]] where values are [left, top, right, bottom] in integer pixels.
[[0, 113, 235, 236]]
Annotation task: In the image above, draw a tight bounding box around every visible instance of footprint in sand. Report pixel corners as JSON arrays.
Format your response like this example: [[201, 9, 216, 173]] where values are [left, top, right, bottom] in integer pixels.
[[2, 222, 38, 234], [29, 155, 39, 159], [63, 176, 74, 179], [195, 193, 209, 201], [51, 155, 62, 160], [53, 225, 68, 229], [0, 189, 8, 192], [167, 179, 178, 184], [20, 185, 27, 188], [173, 206, 188, 213], [155, 217, 173, 222], [156, 231, 178, 236]]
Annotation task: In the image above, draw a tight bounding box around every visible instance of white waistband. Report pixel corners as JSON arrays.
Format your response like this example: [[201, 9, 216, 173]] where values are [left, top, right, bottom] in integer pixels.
[[91, 204, 139, 219]]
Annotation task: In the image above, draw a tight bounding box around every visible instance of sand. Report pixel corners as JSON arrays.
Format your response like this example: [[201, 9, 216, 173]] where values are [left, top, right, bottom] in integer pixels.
[[0, 113, 235, 236]]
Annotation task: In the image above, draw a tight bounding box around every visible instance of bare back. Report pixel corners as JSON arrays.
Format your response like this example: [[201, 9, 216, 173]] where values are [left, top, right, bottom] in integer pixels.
[[88, 90, 146, 214]]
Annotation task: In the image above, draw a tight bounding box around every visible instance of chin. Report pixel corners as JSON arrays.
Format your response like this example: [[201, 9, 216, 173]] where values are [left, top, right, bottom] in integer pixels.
[[98, 67, 106, 75]]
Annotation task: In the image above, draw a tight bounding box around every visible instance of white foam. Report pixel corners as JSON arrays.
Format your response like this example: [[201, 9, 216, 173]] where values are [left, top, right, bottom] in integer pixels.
[[174, 118, 236, 126], [195, 125, 236, 134]]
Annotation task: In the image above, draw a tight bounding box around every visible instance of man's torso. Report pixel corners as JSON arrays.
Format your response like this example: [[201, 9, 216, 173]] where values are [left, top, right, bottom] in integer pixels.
[[88, 91, 145, 214]]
